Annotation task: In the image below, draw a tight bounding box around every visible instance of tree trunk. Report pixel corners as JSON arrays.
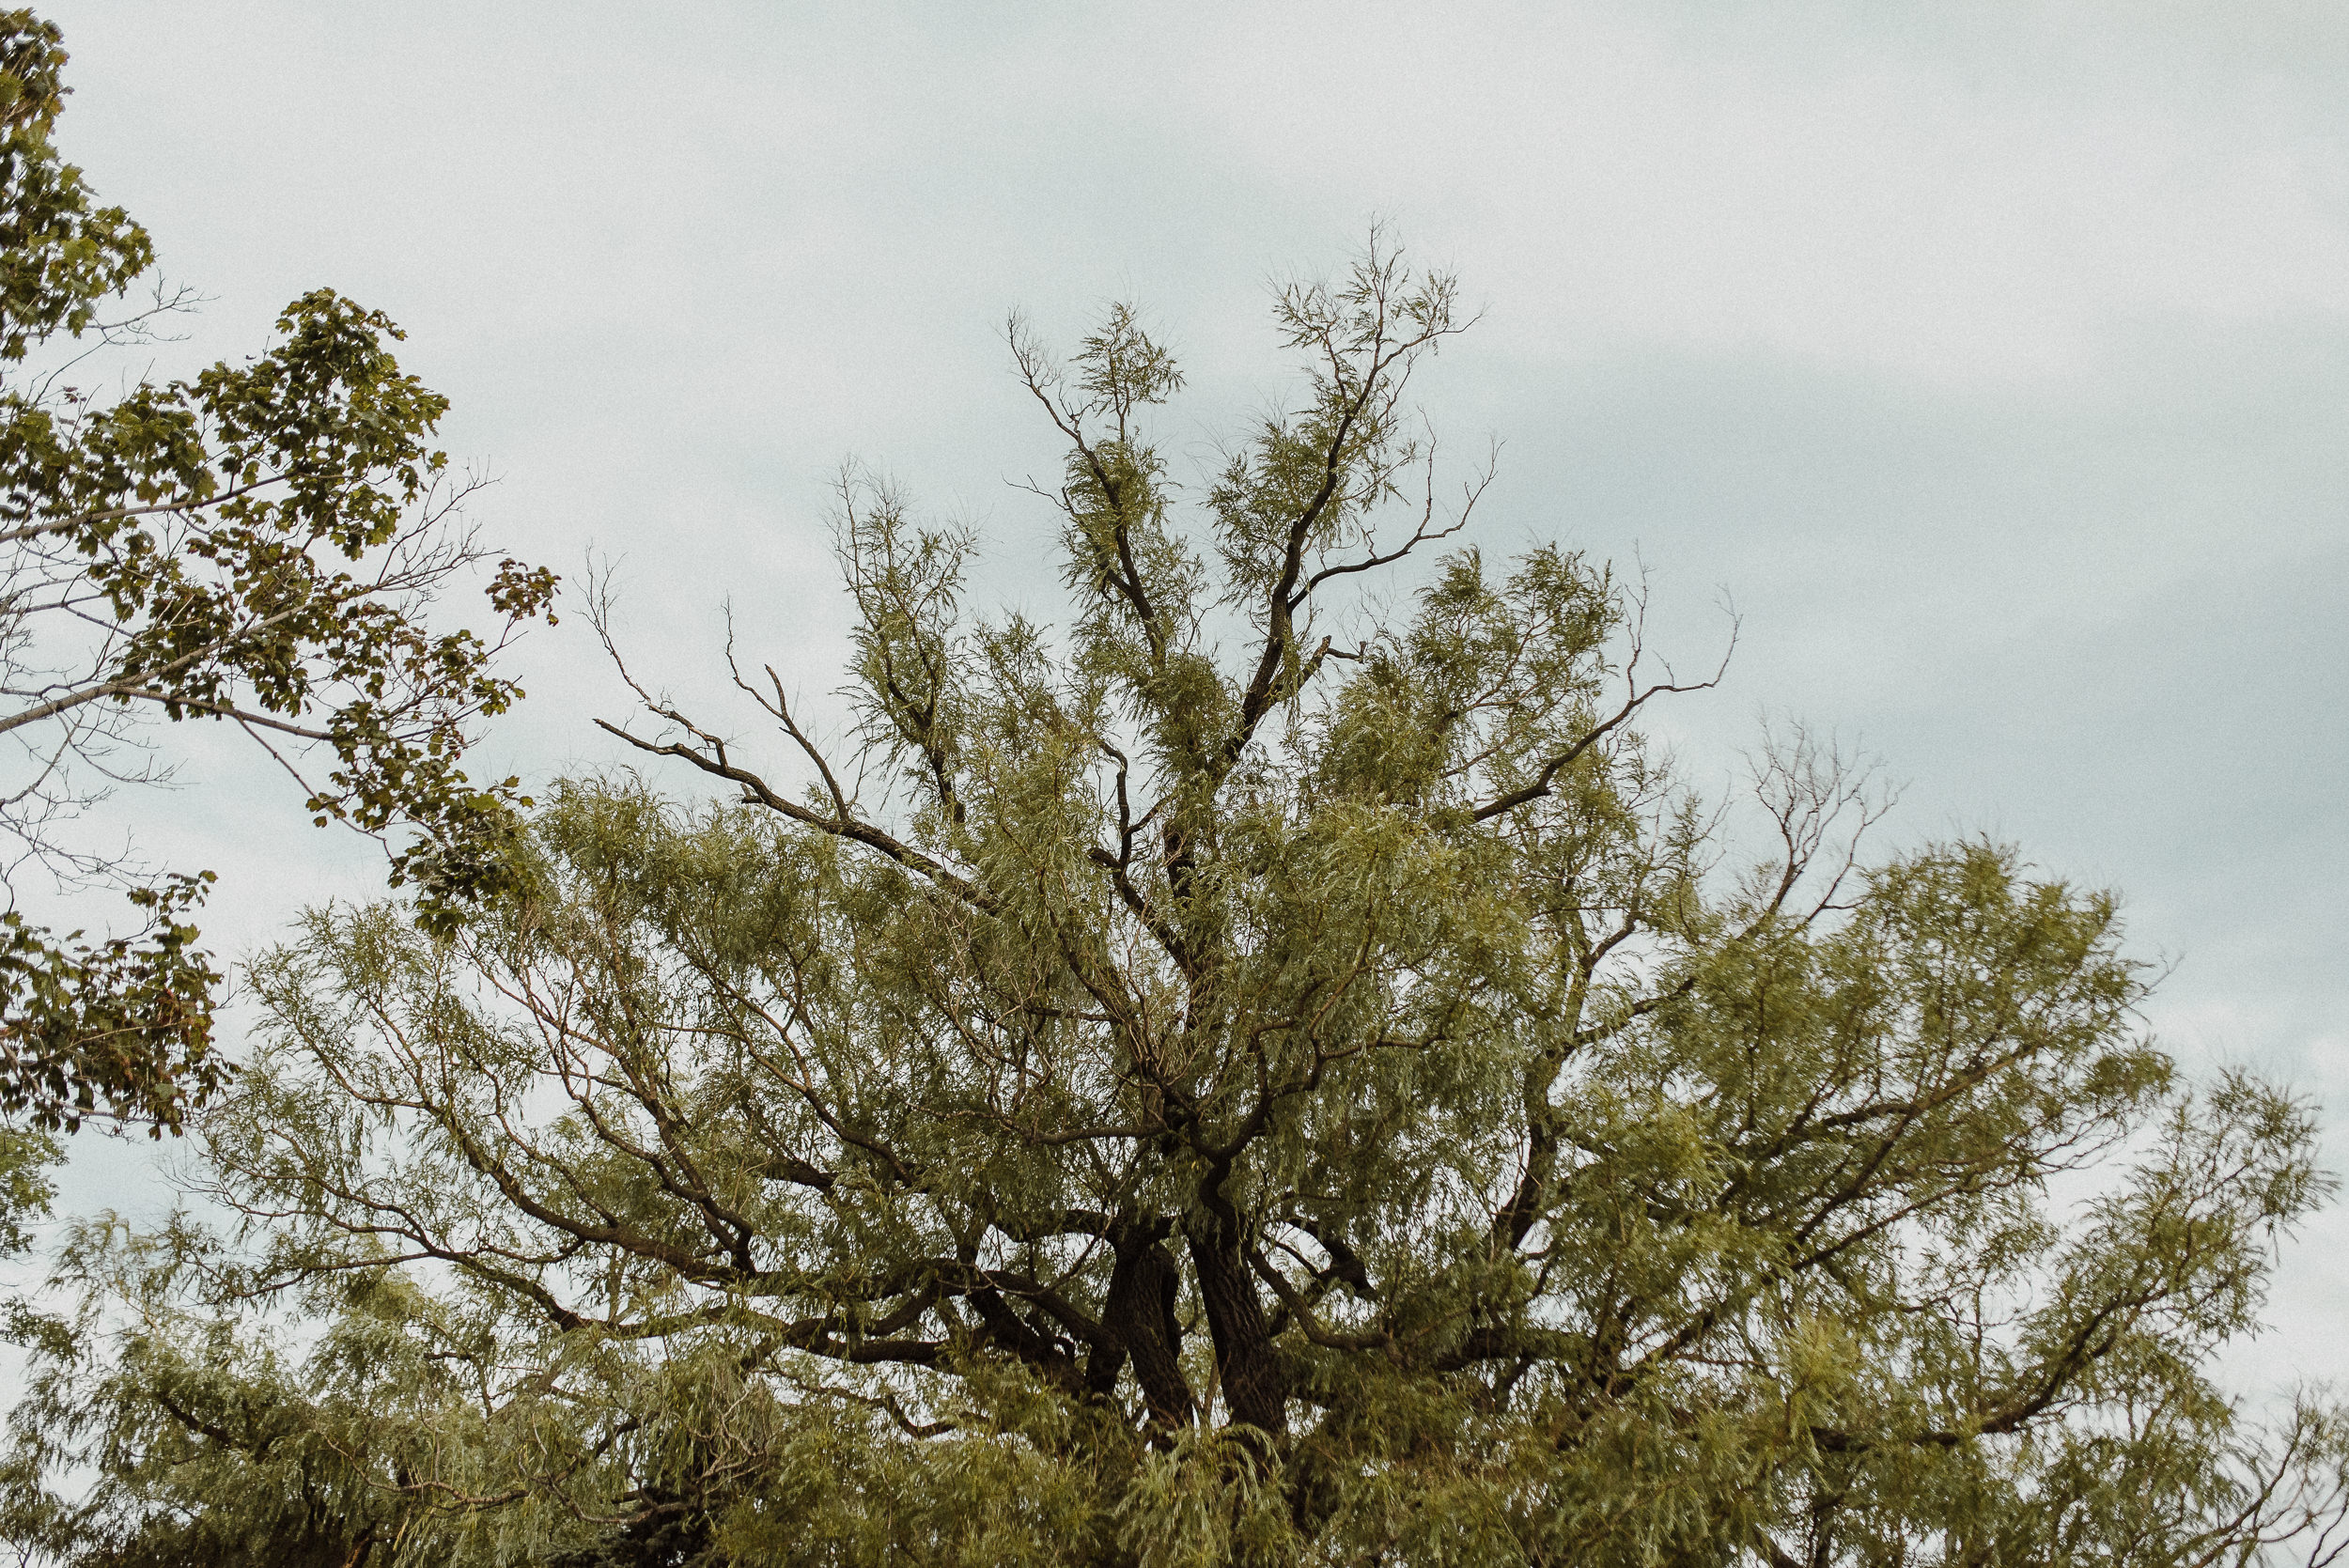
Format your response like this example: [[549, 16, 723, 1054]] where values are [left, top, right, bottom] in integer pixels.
[[1186, 1218, 1287, 1434], [1096, 1225, 1194, 1430]]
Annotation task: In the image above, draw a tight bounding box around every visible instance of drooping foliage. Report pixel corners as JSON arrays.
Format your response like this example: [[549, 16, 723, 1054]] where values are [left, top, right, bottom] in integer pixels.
[[0, 9, 557, 1134], [4, 241, 2341, 1566]]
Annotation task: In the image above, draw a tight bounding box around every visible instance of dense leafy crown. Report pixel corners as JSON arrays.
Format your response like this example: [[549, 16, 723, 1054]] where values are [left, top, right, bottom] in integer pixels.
[[0, 8, 556, 1135], [4, 243, 2341, 1566]]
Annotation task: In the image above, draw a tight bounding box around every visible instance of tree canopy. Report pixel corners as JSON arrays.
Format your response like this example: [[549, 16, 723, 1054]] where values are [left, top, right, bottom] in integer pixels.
[[0, 8, 556, 1141], [0, 242, 2341, 1566]]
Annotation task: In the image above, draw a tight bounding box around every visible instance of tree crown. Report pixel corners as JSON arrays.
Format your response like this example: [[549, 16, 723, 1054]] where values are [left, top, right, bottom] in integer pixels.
[[4, 240, 2341, 1568]]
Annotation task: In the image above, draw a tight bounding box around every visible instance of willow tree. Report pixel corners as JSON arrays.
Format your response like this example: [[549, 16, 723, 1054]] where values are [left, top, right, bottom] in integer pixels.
[[6, 243, 2341, 1568]]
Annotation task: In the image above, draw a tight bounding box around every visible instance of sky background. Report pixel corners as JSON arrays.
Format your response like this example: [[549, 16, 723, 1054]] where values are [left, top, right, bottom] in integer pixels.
[[8, 0, 2346, 1395]]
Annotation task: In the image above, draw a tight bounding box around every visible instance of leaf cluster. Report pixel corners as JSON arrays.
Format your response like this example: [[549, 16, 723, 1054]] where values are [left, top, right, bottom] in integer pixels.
[[0, 9, 557, 1136]]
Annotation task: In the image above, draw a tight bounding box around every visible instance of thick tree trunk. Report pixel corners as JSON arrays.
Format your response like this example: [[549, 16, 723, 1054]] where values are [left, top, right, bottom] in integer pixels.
[[1186, 1219, 1287, 1434], [1095, 1225, 1194, 1430]]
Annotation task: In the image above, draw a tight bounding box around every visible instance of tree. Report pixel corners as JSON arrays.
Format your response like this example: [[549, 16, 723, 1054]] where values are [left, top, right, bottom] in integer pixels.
[[0, 11, 558, 1136], [4, 241, 2342, 1567]]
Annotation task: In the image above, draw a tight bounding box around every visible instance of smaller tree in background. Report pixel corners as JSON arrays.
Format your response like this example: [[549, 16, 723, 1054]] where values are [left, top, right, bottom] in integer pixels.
[[0, 8, 556, 1155]]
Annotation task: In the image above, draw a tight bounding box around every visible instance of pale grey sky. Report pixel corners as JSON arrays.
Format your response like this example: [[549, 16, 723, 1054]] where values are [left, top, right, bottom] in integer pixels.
[[15, 1, 2348, 1392]]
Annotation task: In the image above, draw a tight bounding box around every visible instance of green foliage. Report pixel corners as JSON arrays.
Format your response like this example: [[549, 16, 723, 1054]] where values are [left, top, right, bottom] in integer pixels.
[[0, 10, 556, 1134], [0, 1118, 54, 1253], [5, 239, 2342, 1565], [0, 10, 150, 361], [0, 873, 219, 1131]]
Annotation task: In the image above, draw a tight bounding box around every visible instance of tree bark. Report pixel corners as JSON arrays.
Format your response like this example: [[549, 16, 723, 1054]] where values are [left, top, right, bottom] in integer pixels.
[[1096, 1225, 1194, 1430], [1187, 1217, 1287, 1434]]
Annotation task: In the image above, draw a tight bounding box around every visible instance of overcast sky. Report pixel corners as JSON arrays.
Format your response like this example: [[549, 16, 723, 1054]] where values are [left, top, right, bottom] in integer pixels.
[[15, 1, 2348, 1392]]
